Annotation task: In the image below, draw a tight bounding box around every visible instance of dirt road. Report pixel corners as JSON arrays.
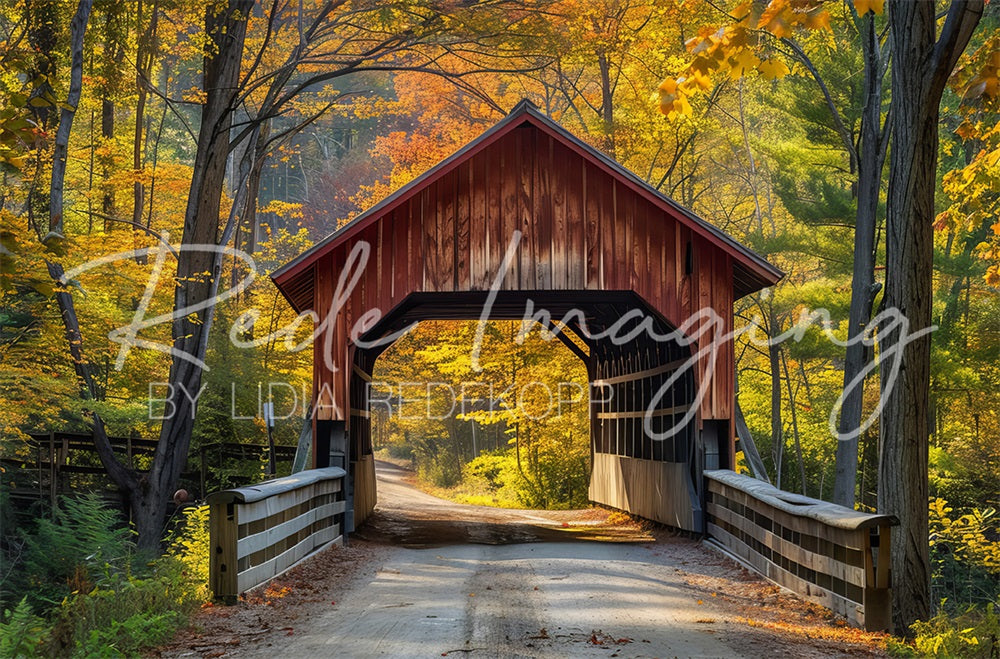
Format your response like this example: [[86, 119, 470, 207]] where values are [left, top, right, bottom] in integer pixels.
[[159, 463, 888, 658], [355, 461, 653, 546]]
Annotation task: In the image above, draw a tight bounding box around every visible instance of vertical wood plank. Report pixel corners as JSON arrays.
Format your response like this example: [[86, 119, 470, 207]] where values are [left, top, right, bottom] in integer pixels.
[[470, 151, 487, 290], [438, 175, 456, 291], [534, 133, 553, 289], [485, 142, 502, 289], [456, 162, 471, 291], [600, 175, 615, 290], [421, 189, 435, 291], [518, 126, 535, 290], [614, 182, 628, 289], [585, 162, 601, 289], [551, 137, 569, 289], [391, 209, 405, 306], [633, 195, 646, 299], [564, 147, 584, 288], [502, 132, 519, 289]]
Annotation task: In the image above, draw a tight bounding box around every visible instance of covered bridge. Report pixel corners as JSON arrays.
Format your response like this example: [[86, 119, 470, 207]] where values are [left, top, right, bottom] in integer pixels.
[[271, 100, 783, 533]]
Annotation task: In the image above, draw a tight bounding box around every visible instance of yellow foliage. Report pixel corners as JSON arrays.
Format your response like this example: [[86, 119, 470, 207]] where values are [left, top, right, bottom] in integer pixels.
[[660, 0, 828, 116], [929, 498, 1000, 574], [166, 505, 211, 602], [853, 0, 885, 16], [758, 58, 791, 81]]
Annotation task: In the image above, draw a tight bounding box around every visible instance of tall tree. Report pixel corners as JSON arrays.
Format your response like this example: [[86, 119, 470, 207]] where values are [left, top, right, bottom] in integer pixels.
[[657, 0, 891, 505], [879, 0, 983, 632], [831, 3, 889, 508]]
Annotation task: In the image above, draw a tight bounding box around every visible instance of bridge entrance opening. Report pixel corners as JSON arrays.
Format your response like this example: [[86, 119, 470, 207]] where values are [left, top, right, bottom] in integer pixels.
[[368, 318, 593, 513], [307, 289, 706, 535]]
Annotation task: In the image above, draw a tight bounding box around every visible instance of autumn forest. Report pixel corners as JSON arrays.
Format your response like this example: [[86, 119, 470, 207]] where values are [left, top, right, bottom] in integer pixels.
[[1, 0, 999, 655]]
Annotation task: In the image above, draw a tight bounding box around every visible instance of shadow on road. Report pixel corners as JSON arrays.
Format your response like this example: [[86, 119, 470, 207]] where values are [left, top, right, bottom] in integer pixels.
[[352, 460, 656, 547]]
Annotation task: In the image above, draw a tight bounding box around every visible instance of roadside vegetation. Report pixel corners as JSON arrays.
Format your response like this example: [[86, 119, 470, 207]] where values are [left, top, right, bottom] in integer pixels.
[[0, 495, 209, 658]]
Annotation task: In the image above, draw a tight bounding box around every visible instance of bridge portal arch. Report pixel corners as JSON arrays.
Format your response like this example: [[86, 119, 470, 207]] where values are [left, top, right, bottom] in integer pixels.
[[272, 100, 782, 533]]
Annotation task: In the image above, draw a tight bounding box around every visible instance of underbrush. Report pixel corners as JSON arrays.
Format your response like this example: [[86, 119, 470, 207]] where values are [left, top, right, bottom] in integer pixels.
[[888, 499, 1000, 657], [0, 495, 210, 658], [418, 480, 524, 509], [888, 602, 1000, 657]]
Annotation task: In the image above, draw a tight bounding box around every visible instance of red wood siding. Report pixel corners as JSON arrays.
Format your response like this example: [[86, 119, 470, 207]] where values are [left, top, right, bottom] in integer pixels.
[[311, 124, 735, 428]]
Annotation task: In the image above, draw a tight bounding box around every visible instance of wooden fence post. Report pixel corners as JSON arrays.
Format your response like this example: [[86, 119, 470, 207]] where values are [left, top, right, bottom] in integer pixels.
[[209, 500, 238, 604]]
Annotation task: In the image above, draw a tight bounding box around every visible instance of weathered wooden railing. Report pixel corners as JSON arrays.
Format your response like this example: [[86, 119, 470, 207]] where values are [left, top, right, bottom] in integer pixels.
[[208, 467, 347, 601], [704, 469, 896, 631]]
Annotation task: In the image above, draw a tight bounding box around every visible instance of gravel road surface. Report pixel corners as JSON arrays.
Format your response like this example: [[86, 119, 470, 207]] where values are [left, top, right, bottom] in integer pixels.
[[158, 462, 887, 658]]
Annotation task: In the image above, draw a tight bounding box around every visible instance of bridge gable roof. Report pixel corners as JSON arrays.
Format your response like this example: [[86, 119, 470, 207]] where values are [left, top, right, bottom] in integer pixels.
[[272, 100, 782, 311]]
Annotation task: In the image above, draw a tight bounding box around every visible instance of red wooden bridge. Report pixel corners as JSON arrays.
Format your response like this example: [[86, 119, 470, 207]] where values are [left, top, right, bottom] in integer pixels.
[[208, 101, 895, 632]]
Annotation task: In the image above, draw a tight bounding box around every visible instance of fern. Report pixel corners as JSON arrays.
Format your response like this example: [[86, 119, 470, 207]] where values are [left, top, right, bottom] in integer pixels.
[[0, 597, 47, 658]]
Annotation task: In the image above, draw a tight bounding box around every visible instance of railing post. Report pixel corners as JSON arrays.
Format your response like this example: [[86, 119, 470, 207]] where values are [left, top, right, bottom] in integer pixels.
[[863, 524, 892, 631], [48, 431, 56, 511], [209, 501, 239, 604]]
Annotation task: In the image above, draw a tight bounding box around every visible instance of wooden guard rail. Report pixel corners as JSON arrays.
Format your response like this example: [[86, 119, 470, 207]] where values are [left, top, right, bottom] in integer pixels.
[[704, 470, 896, 631], [207, 467, 347, 601]]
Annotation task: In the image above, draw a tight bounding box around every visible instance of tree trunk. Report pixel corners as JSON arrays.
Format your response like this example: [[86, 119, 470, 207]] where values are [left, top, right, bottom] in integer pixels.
[[833, 12, 886, 508], [596, 52, 615, 157], [781, 351, 806, 496], [101, 98, 114, 232], [48, 0, 92, 236], [41, 0, 139, 510], [769, 324, 783, 488], [132, 0, 159, 263], [129, 0, 253, 553], [880, 0, 982, 633]]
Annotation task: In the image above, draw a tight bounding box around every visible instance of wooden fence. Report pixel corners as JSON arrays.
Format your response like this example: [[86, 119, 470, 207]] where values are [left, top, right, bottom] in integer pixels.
[[1, 432, 297, 512], [704, 469, 896, 631], [207, 467, 347, 601]]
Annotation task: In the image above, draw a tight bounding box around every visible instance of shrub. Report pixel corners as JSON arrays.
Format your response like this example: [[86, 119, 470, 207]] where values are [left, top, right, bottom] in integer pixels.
[[165, 505, 211, 603], [74, 610, 183, 659], [889, 602, 1000, 658], [1, 496, 210, 657], [15, 494, 133, 609], [929, 498, 1000, 610]]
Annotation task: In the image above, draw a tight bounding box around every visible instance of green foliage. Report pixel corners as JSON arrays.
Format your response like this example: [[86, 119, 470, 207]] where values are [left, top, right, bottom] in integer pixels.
[[0, 496, 208, 658], [14, 495, 133, 609], [52, 565, 195, 658], [889, 603, 1000, 658], [0, 598, 48, 658], [74, 610, 182, 659]]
